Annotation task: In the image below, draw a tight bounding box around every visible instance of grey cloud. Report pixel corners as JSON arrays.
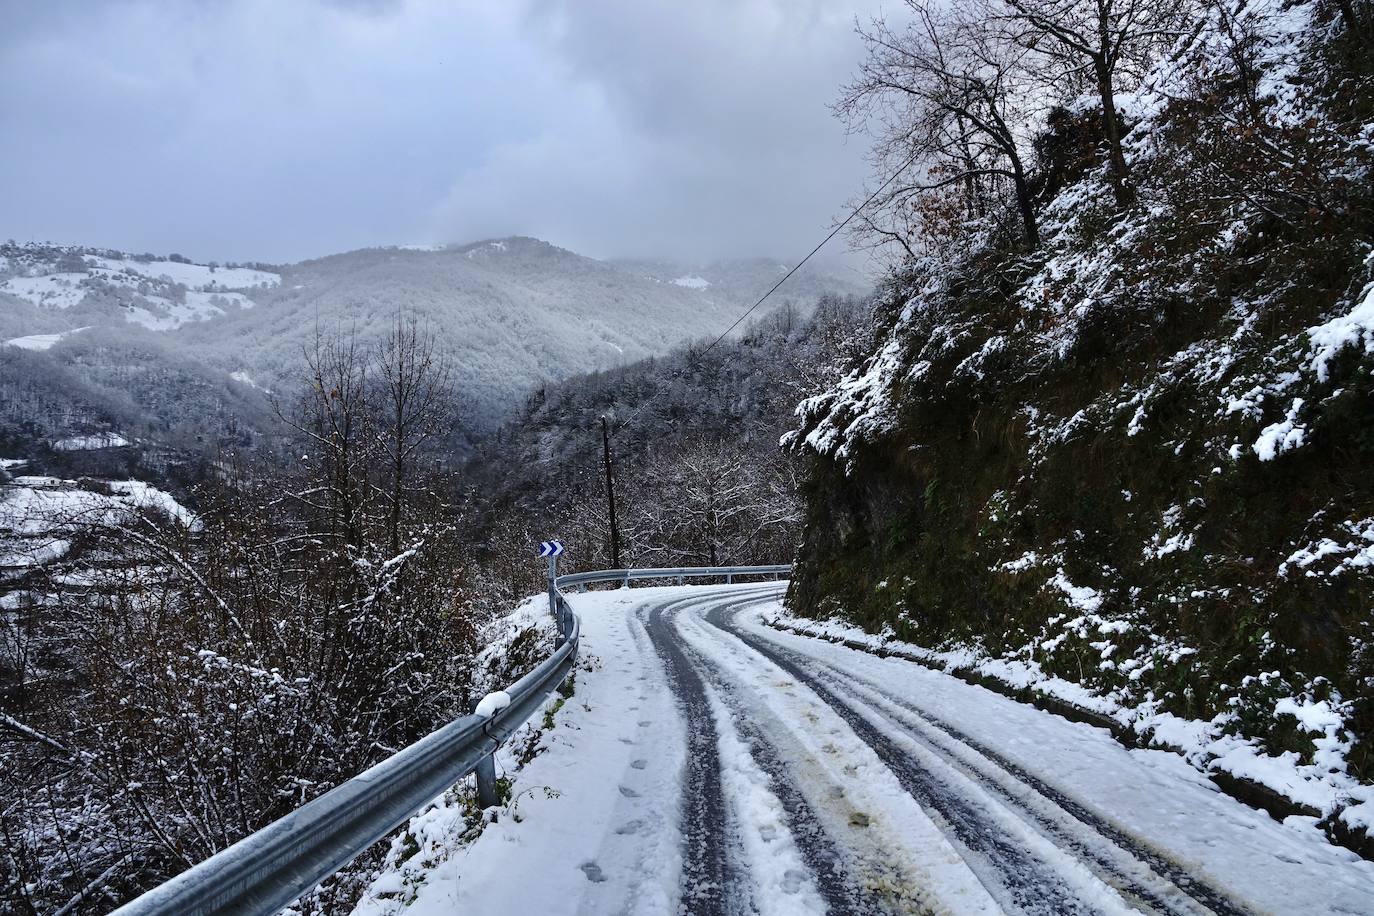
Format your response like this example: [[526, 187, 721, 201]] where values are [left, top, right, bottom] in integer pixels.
[[0, 0, 879, 266]]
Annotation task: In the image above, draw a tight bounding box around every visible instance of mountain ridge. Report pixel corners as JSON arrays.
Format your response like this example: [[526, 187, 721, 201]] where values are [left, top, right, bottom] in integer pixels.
[[0, 235, 870, 460]]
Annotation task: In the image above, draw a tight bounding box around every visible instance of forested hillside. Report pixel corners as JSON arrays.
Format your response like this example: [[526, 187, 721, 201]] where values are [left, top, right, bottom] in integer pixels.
[[0, 237, 867, 464], [787, 0, 1374, 846], [461, 294, 875, 604]]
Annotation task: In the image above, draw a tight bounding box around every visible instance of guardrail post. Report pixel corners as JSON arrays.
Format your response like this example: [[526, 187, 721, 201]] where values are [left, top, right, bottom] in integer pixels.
[[475, 752, 498, 809], [547, 555, 559, 620], [676, 574, 684, 585], [726, 573, 733, 584]]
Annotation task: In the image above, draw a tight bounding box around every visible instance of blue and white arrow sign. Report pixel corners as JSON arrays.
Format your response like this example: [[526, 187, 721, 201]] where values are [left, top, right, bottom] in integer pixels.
[[538, 540, 565, 558]]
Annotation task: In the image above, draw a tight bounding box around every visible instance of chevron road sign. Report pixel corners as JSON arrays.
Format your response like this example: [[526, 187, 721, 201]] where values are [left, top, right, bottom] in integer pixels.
[[538, 540, 565, 558]]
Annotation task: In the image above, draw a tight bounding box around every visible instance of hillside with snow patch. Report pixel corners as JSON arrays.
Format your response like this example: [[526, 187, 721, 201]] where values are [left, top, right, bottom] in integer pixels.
[[0, 238, 867, 456], [786, 0, 1374, 851]]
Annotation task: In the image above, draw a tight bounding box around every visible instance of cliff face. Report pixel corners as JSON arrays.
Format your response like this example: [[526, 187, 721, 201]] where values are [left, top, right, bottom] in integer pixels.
[[787, 0, 1374, 824]]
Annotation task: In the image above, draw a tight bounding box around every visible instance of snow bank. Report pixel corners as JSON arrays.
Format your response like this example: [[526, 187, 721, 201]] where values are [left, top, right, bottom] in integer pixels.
[[767, 606, 1371, 834]]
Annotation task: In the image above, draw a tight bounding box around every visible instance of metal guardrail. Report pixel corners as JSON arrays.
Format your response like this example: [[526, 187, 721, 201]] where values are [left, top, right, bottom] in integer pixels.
[[110, 564, 789, 916], [557, 564, 791, 589]]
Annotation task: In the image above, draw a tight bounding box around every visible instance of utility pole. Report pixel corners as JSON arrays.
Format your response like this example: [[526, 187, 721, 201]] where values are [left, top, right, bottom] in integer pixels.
[[600, 415, 623, 569]]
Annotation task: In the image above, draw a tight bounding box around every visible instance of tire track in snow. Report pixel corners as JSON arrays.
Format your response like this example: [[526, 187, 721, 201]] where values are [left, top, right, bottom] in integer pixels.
[[707, 602, 1253, 916], [662, 592, 911, 916], [792, 653, 1247, 916], [700, 602, 1150, 915], [642, 588, 780, 916]]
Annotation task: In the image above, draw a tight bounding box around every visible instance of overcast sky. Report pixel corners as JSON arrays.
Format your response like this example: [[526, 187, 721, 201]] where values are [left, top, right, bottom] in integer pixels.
[[0, 0, 883, 266]]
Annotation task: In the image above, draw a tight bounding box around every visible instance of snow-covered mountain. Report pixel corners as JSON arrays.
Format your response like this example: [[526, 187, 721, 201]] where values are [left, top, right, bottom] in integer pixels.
[[0, 237, 869, 456], [174, 237, 868, 429]]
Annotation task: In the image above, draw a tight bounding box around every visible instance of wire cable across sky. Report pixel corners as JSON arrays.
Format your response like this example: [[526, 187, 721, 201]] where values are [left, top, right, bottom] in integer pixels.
[[609, 145, 922, 440]]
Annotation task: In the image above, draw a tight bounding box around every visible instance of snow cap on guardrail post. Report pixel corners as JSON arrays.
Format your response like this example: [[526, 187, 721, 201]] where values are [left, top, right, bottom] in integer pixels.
[[473, 690, 511, 809]]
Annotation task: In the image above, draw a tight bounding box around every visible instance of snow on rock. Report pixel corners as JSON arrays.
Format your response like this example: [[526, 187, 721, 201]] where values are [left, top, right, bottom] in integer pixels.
[[1253, 398, 1307, 460], [1280, 518, 1374, 578], [1047, 569, 1104, 613], [997, 550, 1040, 573], [1308, 263, 1374, 382], [474, 691, 511, 718]]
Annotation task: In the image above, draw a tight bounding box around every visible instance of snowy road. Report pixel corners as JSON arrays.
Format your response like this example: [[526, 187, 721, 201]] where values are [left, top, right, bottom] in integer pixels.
[[363, 584, 1374, 916]]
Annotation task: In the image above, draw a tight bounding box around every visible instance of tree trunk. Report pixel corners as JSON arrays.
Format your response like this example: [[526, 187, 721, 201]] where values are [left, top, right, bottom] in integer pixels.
[[1013, 170, 1039, 247], [1095, 59, 1135, 209], [1335, 0, 1370, 43], [388, 454, 402, 556], [1005, 148, 1039, 246]]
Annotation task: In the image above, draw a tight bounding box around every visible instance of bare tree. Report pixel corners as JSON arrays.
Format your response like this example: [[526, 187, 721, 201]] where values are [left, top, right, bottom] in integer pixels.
[[838, 0, 1043, 254], [995, 0, 1192, 208], [375, 314, 453, 555], [628, 441, 801, 566], [282, 329, 374, 548]]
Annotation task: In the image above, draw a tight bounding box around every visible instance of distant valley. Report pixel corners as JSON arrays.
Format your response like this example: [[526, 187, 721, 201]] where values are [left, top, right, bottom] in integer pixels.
[[0, 237, 868, 466]]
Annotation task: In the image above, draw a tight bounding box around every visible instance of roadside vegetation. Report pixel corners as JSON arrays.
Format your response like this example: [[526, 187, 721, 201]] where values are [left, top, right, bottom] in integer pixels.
[[788, 0, 1374, 849]]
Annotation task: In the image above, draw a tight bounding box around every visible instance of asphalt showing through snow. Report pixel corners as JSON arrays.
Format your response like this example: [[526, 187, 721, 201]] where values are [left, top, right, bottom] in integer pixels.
[[646, 588, 891, 915], [642, 585, 1252, 916]]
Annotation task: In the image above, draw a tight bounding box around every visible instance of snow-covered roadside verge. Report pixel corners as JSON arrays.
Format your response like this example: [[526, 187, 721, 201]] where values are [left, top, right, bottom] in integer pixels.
[[766, 608, 1374, 857], [347, 588, 684, 916], [342, 594, 567, 914]]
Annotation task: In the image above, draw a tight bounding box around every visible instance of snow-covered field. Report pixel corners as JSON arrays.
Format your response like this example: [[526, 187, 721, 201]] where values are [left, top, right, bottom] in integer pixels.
[[353, 584, 1374, 915], [0, 248, 279, 330], [0, 470, 197, 571], [3, 327, 90, 351]]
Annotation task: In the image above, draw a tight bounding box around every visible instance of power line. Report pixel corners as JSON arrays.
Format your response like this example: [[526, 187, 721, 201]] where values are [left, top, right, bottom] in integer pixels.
[[609, 146, 922, 441]]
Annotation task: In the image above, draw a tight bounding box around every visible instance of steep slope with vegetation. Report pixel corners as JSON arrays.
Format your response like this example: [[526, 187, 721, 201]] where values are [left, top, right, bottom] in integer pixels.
[[788, 0, 1374, 845], [462, 295, 875, 605]]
